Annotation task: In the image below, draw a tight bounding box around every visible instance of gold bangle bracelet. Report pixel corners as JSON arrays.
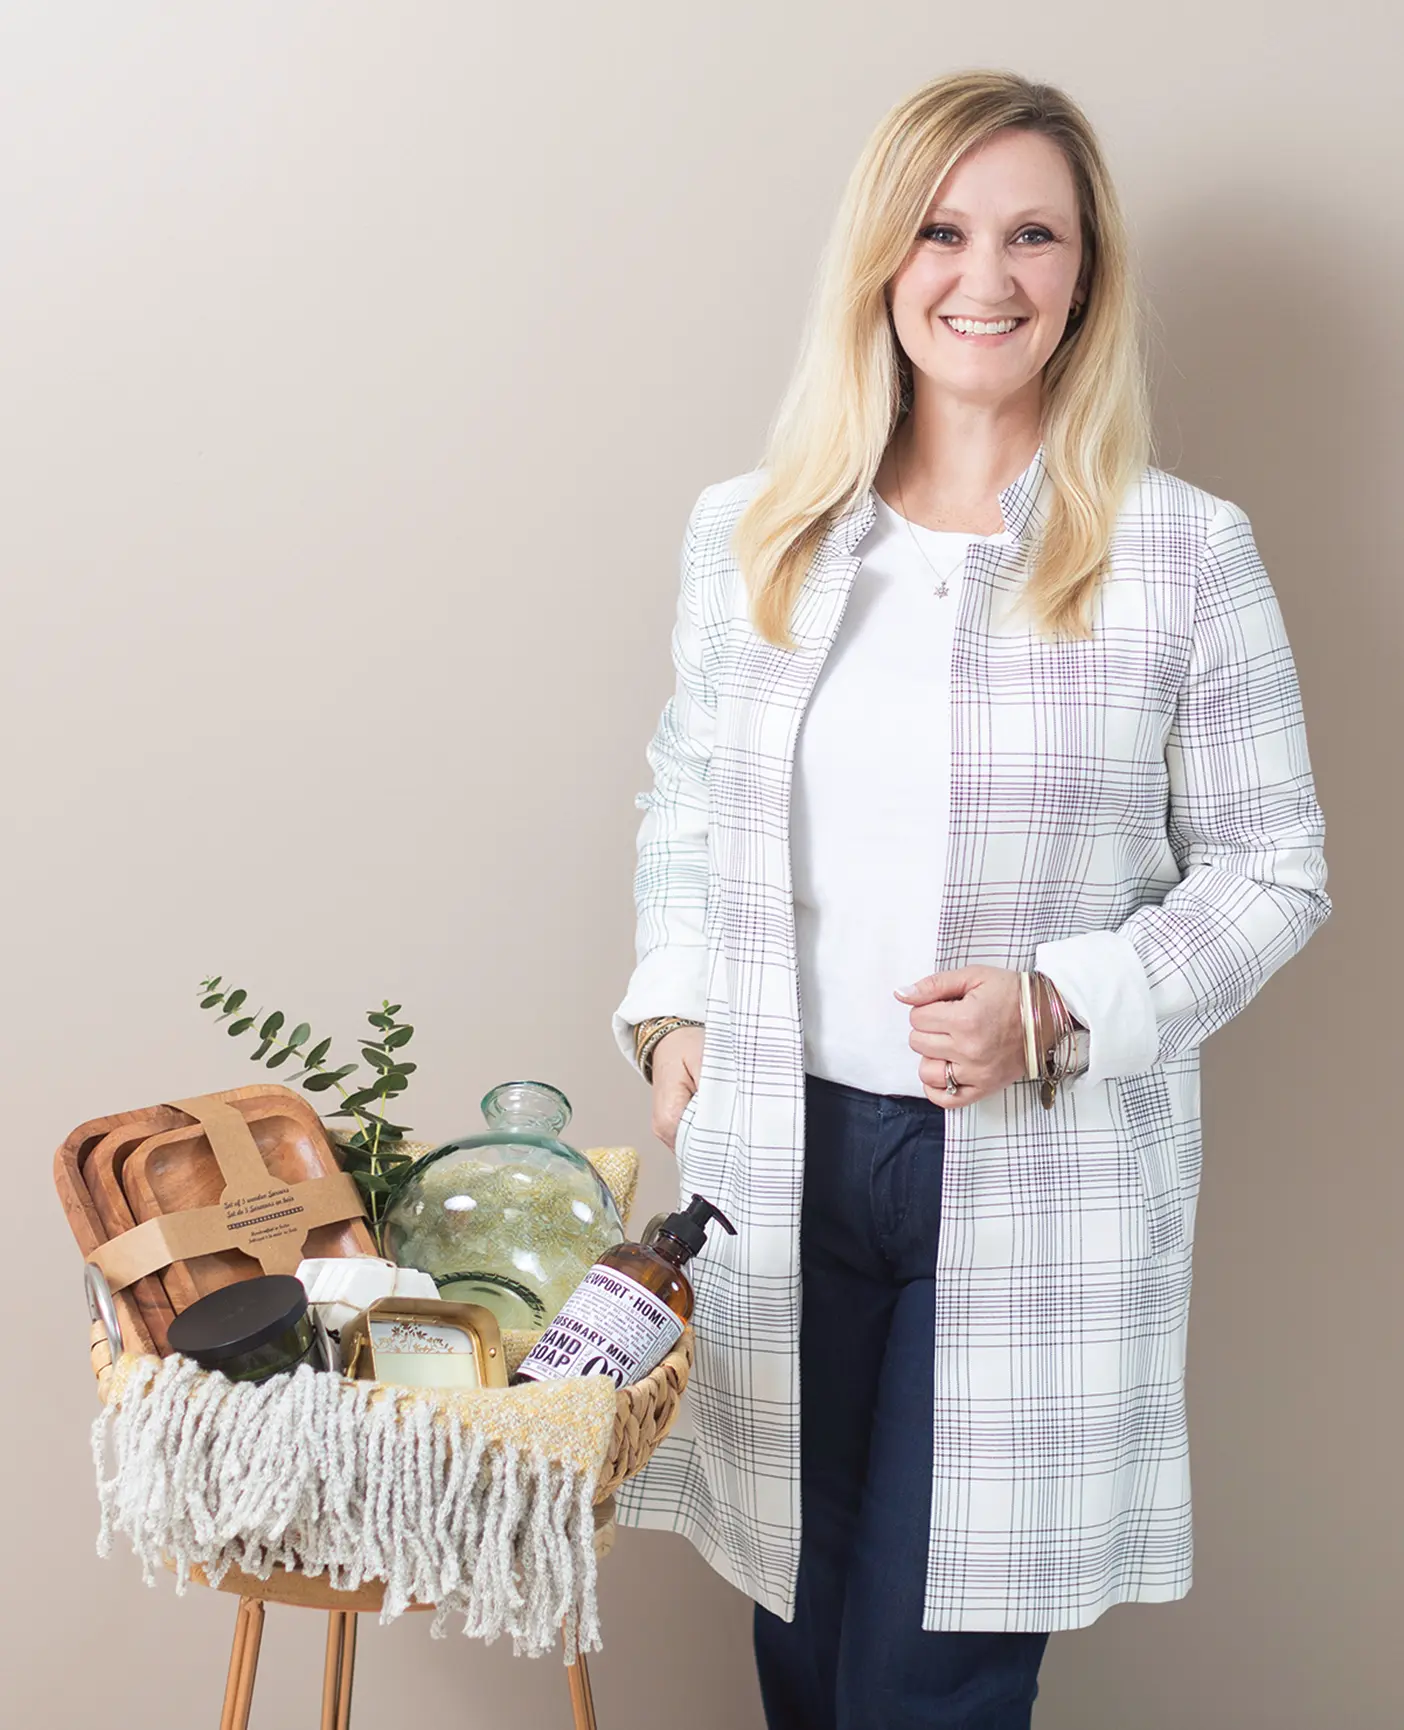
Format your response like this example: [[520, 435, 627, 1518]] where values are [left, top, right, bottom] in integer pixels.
[[1019, 971, 1040, 1081], [633, 1015, 687, 1063], [634, 1016, 702, 1083]]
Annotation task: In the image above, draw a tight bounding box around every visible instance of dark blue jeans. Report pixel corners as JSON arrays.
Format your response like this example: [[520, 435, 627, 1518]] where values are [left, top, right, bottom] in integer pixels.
[[753, 1072, 1049, 1730]]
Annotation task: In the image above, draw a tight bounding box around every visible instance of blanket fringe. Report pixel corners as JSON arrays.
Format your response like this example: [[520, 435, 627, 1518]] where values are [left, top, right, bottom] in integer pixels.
[[92, 1355, 602, 1661]]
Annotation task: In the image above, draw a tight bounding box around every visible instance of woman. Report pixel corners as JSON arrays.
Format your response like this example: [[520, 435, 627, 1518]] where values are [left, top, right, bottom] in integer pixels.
[[611, 70, 1330, 1729]]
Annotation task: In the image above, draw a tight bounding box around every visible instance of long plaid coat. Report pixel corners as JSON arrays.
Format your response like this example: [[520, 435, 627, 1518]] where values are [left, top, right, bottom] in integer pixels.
[[610, 445, 1331, 1631]]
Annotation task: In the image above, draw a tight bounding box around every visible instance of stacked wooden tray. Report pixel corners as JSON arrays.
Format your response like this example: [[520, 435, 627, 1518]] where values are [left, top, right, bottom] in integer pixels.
[[55, 1084, 376, 1355]]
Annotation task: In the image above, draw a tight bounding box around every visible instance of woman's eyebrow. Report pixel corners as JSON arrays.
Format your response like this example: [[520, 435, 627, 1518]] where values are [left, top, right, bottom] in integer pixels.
[[922, 205, 1067, 225]]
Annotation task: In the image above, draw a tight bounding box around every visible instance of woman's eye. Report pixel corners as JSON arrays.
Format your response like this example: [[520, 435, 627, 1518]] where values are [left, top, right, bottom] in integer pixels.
[[919, 224, 1058, 246]]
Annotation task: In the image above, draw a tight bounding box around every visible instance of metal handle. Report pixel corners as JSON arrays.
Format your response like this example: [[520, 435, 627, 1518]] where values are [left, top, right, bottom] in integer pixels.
[[84, 1261, 124, 1357]]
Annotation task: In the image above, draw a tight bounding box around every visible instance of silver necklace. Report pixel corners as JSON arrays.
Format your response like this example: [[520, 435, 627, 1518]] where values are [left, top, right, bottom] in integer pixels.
[[893, 445, 961, 600]]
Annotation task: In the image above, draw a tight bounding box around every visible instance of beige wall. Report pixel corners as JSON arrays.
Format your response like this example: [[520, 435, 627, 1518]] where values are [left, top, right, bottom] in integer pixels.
[[2, 5, 1397, 1725]]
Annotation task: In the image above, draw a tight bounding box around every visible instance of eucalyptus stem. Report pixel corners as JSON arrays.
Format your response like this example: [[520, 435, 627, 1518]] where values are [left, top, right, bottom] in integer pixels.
[[195, 978, 417, 1255]]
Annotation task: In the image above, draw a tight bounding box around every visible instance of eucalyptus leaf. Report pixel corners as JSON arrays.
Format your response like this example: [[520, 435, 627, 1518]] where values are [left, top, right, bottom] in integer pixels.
[[196, 976, 417, 1143], [352, 1113, 409, 1139]]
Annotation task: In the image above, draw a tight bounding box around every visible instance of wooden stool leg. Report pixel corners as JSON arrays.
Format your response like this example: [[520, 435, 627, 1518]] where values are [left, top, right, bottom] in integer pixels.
[[335, 1611, 357, 1730], [219, 1599, 251, 1730], [321, 1610, 358, 1730], [566, 1649, 598, 1730], [219, 1598, 264, 1730]]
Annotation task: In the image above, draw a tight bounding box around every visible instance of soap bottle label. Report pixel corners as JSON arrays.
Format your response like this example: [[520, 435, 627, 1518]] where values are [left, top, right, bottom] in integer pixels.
[[516, 1264, 683, 1388]]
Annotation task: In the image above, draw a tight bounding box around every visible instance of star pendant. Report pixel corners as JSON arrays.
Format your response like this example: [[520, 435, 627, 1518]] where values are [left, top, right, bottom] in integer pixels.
[[933, 579, 950, 599]]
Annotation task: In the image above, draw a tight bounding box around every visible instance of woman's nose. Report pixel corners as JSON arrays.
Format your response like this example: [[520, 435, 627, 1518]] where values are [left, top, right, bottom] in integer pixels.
[[958, 239, 1016, 307]]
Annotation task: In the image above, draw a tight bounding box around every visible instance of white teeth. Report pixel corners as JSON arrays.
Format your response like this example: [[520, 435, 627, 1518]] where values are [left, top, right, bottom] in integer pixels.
[[945, 317, 1020, 335]]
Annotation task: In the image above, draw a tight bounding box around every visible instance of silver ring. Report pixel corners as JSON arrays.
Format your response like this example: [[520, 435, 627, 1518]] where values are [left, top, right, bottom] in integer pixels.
[[944, 1060, 959, 1096]]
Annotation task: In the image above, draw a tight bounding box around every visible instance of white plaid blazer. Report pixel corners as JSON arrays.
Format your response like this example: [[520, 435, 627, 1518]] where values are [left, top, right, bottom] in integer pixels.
[[610, 445, 1331, 1632]]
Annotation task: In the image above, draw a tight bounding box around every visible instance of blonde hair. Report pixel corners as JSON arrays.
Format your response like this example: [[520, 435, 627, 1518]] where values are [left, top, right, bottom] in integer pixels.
[[733, 70, 1151, 646]]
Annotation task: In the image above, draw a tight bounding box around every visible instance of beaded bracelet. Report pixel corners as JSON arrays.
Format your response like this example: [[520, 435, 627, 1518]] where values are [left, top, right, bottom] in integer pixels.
[[633, 1015, 703, 1084]]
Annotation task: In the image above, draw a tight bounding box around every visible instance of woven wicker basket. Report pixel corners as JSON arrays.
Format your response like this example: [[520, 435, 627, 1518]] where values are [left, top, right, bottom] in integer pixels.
[[86, 1307, 695, 1506], [69, 1106, 694, 1507]]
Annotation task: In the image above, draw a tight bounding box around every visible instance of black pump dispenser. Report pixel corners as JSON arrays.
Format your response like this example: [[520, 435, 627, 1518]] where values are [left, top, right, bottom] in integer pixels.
[[652, 1193, 737, 1258]]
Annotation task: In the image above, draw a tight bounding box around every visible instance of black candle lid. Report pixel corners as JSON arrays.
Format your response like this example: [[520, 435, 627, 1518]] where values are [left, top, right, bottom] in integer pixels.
[[167, 1274, 309, 1365]]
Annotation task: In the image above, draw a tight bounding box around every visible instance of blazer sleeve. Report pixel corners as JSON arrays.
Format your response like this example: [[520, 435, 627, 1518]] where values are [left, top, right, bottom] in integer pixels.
[[611, 487, 717, 1074], [1035, 495, 1332, 1088]]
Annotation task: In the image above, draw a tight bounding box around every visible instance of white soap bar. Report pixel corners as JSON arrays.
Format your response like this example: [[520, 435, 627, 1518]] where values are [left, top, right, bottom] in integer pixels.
[[296, 1257, 438, 1366]]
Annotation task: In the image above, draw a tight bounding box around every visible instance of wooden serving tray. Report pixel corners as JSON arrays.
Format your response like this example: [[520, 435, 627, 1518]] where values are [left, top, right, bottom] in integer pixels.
[[55, 1084, 373, 1352], [78, 1092, 328, 1348], [84, 1121, 179, 1353], [55, 1128, 155, 1356], [122, 1098, 377, 1312], [66, 1085, 305, 1166]]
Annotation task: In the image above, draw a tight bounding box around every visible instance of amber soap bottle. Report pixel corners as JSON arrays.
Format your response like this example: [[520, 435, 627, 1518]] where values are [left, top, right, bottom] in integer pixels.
[[514, 1193, 736, 1388]]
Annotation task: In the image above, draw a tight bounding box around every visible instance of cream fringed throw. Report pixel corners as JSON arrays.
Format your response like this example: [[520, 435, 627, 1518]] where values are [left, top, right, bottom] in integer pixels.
[[92, 1351, 620, 1660]]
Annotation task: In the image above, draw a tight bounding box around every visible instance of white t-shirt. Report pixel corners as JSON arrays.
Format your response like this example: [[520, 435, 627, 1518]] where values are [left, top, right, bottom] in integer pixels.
[[790, 491, 1013, 1096]]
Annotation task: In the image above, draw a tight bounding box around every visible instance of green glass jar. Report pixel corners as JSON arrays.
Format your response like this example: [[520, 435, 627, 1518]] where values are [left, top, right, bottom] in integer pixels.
[[381, 1080, 625, 1330], [166, 1274, 326, 1383]]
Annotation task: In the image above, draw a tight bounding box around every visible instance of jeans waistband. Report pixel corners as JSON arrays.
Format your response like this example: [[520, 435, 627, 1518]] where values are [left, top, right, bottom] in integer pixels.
[[804, 1071, 944, 1117]]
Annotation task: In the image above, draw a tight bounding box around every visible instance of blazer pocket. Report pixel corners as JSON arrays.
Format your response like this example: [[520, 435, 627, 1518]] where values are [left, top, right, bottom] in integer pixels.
[[673, 1087, 701, 1165], [1111, 1069, 1187, 1259]]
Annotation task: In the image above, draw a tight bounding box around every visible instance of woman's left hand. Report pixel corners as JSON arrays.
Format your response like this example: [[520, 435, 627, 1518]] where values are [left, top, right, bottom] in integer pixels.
[[893, 966, 1029, 1108]]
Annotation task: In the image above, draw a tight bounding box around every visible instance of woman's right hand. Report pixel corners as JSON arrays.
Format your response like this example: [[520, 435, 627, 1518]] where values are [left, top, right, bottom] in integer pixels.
[[650, 1024, 705, 1152]]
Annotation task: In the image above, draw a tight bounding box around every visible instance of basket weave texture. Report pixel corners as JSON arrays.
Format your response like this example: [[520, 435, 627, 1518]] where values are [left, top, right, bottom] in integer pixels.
[[90, 1307, 694, 1505]]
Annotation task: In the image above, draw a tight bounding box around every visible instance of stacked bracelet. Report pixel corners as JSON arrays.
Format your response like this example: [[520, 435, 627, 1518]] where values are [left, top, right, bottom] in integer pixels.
[[1018, 970, 1040, 1082], [633, 1015, 703, 1084], [1020, 972, 1089, 1109]]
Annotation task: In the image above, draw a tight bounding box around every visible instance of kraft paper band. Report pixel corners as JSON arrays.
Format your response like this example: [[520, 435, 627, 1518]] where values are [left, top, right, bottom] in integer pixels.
[[165, 1094, 279, 1198], [87, 1170, 366, 1294]]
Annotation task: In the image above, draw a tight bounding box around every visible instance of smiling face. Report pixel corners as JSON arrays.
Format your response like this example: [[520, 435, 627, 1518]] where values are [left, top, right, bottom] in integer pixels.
[[887, 127, 1086, 413]]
